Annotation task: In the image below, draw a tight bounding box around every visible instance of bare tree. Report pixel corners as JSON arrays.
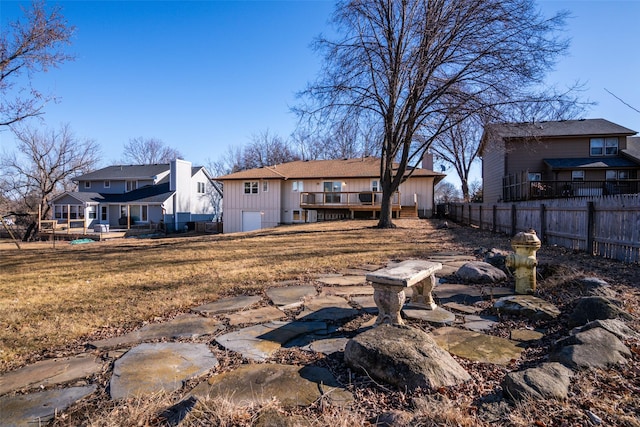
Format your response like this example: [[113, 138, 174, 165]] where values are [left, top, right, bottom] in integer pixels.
[[244, 130, 299, 169], [121, 137, 182, 164], [0, 1, 74, 127], [434, 181, 461, 204], [0, 123, 100, 220], [431, 115, 484, 202], [299, 0, 573, 228]]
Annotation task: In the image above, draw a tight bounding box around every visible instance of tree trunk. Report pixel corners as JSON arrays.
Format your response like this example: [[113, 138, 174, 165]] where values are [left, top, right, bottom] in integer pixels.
[[377, 174, 396, 228]]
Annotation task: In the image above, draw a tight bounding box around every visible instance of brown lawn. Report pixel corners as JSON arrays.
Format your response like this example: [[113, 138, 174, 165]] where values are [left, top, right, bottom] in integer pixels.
[[0, 219, 467, 372]]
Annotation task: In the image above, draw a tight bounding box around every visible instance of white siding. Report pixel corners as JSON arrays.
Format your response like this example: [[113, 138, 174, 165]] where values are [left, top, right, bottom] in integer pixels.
[[171, 159, 192, 212], [190, 169, 215, 215], [399, 177, 436, 217]]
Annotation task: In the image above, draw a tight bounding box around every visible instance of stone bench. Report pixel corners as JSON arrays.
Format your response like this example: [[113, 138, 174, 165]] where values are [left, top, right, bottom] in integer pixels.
[[366, 260, 442, 326]]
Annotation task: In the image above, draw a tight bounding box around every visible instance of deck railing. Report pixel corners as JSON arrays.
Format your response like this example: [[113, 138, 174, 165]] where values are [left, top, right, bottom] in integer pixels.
[[503, 179, 640, 202], [299, 191, 401, 208]]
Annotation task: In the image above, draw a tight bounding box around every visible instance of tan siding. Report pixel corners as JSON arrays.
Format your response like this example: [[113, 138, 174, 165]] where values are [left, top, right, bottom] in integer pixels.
[[482, 139, 506, 203], [222, 179, 281, 233]]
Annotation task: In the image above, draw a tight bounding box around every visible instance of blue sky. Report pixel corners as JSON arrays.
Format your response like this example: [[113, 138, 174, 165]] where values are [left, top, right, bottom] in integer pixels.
[[1, 0, 639, 183]]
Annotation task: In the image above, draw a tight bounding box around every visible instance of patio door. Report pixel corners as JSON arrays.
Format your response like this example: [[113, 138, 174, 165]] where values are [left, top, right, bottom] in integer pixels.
[[323, 181, 342, 204]]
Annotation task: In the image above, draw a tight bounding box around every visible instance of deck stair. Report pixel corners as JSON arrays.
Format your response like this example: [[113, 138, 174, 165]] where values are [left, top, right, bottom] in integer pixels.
[[399, 205, 418, 218]]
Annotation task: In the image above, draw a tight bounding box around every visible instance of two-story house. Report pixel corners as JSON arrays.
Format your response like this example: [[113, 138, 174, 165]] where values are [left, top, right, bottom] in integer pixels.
[[216, 156, 444, 233], [49, 159, 219, 232], [480, 119, 640, 202]]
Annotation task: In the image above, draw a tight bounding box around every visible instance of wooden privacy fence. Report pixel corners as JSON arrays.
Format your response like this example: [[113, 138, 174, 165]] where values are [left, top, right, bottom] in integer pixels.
[[447, 194, 640, 263]]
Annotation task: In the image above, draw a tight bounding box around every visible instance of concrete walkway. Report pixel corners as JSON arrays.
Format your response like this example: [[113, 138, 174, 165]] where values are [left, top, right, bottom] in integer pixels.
[[0, 253, 535, 426]]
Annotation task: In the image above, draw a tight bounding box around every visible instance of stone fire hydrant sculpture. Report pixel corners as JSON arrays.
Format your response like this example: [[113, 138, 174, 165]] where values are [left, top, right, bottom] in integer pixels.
[[506, 229, 541, 294]]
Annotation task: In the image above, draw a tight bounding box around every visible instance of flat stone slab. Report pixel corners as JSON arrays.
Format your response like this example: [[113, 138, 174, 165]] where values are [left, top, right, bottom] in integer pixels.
[[266, 285, 317, 309], [443, 302, 483, 314], [110, 342, 218, 400], [462, 314, 499, 332], [366, 260, 442, 287], [350, 295, 377, 312], [192, 295, 262, 316], [434, 284, 513, 305], [431, 327, 524, 365], [191, 364, 353, 408], [511, 329, 545, 342], [316, 275, 367, 286], [0, 354, 102, 396], [402, 307, 456, 326], [296, 295, 359, 321], [0, 385, 96, 426], [321, 285, 374, 297], [494, 295, 560, 321], [301, 337, 349, 354], [226, 306, 286, 326], [90, 314, 221, 349], [215, 321, 328, 361]]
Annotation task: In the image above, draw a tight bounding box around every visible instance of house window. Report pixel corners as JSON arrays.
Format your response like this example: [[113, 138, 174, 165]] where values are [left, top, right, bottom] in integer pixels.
[[528, 173, 541, 182], [244, 181, 258, 194], [128, 205, 148, 222], [571, 170, 584, 181], [101, 206, 108, 221], [292, 181, 303, 192], [590, 137, 618, 156], [104, 180, 110, 188], [323, 181, 342, 203], [371, 180, 379, 192], [262, 181, 269, 192], [126, 180, 138, 192], [84, 181, 91, 189], [293, 210, 301, 221], [88, 206, 96, 219], [607, 170, 630, 180], [197, 182, 206, 194]]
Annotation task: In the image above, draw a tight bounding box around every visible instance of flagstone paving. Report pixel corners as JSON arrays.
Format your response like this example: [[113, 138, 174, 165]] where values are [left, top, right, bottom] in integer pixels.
[[265, 285, 317, 309], [226, 305, 286, 326], [192, 295, 262, 316], [1, 253, 552, 425], [110, 342, 219, 400], [431, 327, 524, 365], [190, 364, 354, 408], [215, 321, 329, 362], [316, 275, 367, 286], [0, 353, 103, 396], [90, 314, 221, 349], [0, 385, 97, 427]]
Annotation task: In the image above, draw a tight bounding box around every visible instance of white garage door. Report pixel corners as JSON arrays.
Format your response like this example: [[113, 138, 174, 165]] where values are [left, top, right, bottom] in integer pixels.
[[242, 211, 262, 232]]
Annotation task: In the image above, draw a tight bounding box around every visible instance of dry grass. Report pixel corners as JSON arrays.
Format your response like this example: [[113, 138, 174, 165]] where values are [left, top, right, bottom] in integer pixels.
[[0, 219, 459, 372], [3, 219, 640, 426]]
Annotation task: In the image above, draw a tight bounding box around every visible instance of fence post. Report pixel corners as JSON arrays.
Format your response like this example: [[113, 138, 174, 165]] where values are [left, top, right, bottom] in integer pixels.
[[492, 205, 497, 233], [511, 204, 517, 236], [468, 204, 472, 226], [539, 203, 546, 243], [479, 205, 483, 230], [587, 201, 595, 255]]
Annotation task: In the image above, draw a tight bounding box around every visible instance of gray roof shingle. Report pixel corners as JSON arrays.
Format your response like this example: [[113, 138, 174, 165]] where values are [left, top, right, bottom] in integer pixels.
[[487, 118, 637, 139]]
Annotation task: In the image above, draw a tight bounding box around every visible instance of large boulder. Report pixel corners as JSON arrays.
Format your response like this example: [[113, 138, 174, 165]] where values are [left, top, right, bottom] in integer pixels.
[[502, 362, 573, 402], [568, 296, 633, 328], [550, 327, 631, 370], [344, 324, 471, 391], [456, 261, 507, 284]]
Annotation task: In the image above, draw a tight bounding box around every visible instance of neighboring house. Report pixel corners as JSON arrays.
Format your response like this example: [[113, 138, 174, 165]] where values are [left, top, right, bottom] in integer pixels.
[[216, 157, 445, 233], [480, 119, 640, 202], [49, 159, 219, 232]]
